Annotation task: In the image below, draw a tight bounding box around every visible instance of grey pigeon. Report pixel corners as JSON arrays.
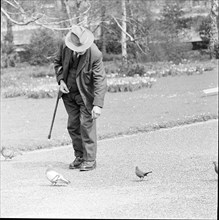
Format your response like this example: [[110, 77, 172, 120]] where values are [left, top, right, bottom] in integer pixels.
[[213, 161, 218, 174], [135, 166, 152, 180], [45, 166, 70, 185], [0, 147, 22, 160]]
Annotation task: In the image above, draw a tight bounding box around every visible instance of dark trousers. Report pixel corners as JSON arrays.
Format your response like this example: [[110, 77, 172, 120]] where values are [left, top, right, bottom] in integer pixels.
[[62, 92, 97, 161]]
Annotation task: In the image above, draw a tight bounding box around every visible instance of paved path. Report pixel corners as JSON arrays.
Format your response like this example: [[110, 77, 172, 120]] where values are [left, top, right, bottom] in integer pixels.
[[0, 120, 218, 219]]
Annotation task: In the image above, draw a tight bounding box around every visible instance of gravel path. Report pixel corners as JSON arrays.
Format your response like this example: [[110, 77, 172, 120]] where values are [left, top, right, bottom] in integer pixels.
[[0, 120, 218, 218]]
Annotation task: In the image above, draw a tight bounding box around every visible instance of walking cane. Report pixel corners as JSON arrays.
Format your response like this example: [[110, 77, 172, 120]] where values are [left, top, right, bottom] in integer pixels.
[[48, 89, 62, 139]]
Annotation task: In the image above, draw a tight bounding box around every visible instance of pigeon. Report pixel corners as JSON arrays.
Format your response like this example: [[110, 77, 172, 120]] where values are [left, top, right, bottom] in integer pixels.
[[0, 147, 22, 160], [135, 166, 152, 180], [45, 166, 70, 185], [213, 161, 218, 174]]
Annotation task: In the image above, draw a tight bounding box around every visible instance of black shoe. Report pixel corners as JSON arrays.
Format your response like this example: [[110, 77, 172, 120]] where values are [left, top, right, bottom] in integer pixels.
[[80, 160, 96, 171], [69, 157, 84, 169]]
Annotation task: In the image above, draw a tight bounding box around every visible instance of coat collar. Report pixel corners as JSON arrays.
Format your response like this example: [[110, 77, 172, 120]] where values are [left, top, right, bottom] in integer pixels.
[[64, 43, 89, 76], [76, 50, 89, 76]]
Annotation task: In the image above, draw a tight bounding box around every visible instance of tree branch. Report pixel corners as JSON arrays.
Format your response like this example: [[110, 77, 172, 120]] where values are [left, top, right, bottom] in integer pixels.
[[3, 0, 19, 9], [111, 15, 149, 55], [34, 1, 91, 27], [1, 7, 42, 25], [111, 15, 134, 41], [1, 0, 91, 31]]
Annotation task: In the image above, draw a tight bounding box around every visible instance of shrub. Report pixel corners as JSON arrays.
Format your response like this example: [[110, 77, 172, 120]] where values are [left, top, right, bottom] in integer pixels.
[[2, 87, 26, 98], [105, 62, 120, 75], [126, 63, 146, 77], [1, 52, 21, 68], [199, 15, 212, 43], [103, 53, 122, 62], [1, 38, 20, 68], [27, 28, 59, 65], [214, 43, 219, 59], [115, 60, 147, 77], [198, 15, 219, 59], [26, 89, 56, 99], [30, 64, 55, 78], [138, 41, 193, 64]]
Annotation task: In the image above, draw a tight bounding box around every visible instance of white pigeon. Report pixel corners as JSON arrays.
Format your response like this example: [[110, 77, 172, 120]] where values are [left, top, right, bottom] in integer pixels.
[[1, 147, 22, 160], [45, 166, 71, 185]]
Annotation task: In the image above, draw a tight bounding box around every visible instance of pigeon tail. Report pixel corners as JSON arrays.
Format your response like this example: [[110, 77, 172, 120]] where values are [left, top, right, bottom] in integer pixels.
[[59, 177, 71, 184], [144, 171, 152, 176], [135, 166, 152, 179]]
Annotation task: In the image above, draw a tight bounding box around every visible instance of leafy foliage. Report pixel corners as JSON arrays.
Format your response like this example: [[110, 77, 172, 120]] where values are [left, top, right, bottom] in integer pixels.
[[2, 0, 217, 68], [199, 15, 212, 43], [198, 15, 219, 58], [1, 28, 19, 68], [96, 19, 122, 54], [117, 61, 146, 77], [160, 2, 191, 39], [27, 28, 59, 65]]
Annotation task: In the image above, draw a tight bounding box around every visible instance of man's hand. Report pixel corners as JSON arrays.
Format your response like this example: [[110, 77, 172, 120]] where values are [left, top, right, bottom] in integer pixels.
[[91, 106, 101, 119], [60, 80, 69, 94]]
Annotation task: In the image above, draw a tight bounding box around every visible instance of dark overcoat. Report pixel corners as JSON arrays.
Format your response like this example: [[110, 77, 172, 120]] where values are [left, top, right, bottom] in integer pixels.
[[54, 41, 107, 113]]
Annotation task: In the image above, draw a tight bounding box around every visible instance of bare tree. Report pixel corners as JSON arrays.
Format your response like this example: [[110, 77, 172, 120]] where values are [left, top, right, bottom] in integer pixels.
[[1, 0, 149, 61]]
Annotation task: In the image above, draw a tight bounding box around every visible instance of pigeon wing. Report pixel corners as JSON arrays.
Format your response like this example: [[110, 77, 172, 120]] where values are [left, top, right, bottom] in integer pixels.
[[135, 166, 144, 178], [58, 175, 70, 184], [46, 170, 60, 183]]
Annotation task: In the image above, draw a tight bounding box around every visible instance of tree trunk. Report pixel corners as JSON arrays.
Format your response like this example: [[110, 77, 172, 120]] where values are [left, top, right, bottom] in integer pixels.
[[2, 9, 14, 67], [2, 0, 14, 47], [60, 0, 71, 33], [100, 1, 106, 55], [5, 17, 13, 46], [208, 0, 218, 59], [75, 0, 81, 24], [121, 0, 127, 64], [126, 0, 137, 59], [63, 0, 74, 26], [3, 1, 14, 56]]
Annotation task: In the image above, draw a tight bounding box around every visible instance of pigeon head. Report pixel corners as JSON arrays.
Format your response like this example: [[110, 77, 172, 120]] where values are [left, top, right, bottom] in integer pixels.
[[46, 165, 53, 172]]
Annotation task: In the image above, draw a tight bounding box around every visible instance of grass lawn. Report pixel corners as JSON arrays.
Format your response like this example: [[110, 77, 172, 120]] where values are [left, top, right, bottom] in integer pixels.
[[1, 60, 218, 152]]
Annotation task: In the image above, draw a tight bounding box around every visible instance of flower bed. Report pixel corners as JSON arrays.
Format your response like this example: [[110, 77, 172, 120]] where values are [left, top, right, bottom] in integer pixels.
[[143, 60, 215, 78], [107, 76, 156, 93], [26, 85, 59, 98], [1, 60, 216, 98], [2, 84, 59, 99]]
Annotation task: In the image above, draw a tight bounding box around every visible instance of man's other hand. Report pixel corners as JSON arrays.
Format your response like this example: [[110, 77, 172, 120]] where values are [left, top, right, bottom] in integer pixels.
[[91, 106, 101, 119], [60, 80, 69, 93]]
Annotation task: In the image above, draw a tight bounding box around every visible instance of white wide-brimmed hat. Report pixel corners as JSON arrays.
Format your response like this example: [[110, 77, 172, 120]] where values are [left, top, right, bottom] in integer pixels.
[[65, 25, 94, 52]]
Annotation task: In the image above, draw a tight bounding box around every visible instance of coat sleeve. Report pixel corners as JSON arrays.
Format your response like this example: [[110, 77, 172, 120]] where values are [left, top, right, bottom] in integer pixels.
[[54, 41, 64, 85], [92, 52, 107, 108]]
